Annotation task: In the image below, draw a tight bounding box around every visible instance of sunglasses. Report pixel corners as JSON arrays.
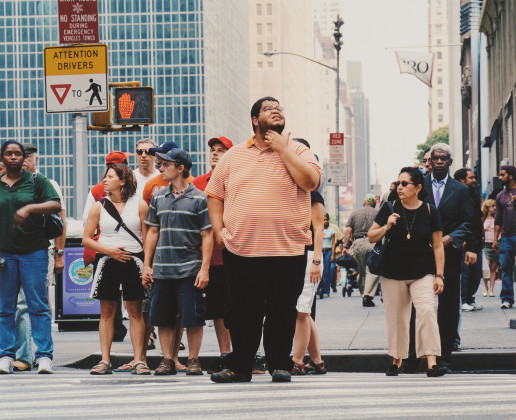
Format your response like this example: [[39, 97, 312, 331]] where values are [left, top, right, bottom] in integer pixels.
[[395, 181, 415, 187], [136, 149, 151, 156]]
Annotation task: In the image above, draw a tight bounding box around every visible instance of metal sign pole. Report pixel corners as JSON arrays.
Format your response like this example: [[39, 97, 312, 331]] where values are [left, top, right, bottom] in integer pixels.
[[73, 113, 89, 219]]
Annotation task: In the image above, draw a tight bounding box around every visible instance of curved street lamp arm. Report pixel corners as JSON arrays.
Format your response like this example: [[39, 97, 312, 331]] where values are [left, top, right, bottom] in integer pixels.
[[263, 50, 337, 72]]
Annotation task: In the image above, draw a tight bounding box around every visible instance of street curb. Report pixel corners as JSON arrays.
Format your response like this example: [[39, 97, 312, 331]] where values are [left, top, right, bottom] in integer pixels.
[[63, 350, 516, 373]]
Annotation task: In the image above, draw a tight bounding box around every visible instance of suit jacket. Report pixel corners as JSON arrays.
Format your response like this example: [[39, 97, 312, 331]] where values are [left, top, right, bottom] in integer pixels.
[[424, 174, 475, 250]]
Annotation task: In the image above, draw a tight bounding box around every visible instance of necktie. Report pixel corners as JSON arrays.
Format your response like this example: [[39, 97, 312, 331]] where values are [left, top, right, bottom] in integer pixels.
[[433, 179, 445, 206]]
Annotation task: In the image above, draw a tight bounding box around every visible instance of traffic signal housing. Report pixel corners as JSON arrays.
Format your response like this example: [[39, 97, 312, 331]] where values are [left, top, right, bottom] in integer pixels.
[[114, 87, 154, 125]]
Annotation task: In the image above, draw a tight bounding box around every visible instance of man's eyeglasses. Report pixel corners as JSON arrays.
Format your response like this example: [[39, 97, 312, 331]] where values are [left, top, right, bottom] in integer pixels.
[[431, 155, 450, 162], [395, 181, 415, 188], [136, 149, 151, 156], [157, 161, 174, 168], [261, 106, 284, 114]]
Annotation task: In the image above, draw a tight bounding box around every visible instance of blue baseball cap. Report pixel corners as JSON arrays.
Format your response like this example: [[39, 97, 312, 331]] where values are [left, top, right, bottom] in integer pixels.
[[155, 148, 192, 170], [148, 141, 178, 156]]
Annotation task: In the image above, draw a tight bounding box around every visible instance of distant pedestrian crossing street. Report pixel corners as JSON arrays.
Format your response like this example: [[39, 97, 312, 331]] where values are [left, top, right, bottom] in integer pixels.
[[1, 370, 516, 419]]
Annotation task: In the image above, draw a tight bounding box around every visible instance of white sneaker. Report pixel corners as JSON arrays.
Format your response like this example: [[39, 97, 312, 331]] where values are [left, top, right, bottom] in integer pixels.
[[0, 356, 14, 374], [36, 357, 54, 374], [461, 303, 474, 312], [470, 303, 483, 311], [501, 301, 512, 309]]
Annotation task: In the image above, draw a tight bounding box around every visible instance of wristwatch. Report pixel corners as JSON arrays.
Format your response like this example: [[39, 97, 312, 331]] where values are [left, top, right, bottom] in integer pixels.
[[435, 274, 444, 279], [56, 249, 64, 256], [312, 259, 321, 265]]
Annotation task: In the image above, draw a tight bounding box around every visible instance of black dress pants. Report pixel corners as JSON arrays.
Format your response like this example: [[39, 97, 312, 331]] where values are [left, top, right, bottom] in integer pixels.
[[222, 249, 306, 375], [406, 246, 461, 367]]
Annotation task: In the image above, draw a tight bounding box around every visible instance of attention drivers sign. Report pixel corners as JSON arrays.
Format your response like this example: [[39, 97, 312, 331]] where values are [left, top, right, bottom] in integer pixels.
[[44, 44, 108, 113]]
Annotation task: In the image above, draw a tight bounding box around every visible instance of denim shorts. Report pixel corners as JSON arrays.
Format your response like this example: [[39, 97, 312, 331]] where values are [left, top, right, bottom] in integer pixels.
[[149, 277, 206, 329]]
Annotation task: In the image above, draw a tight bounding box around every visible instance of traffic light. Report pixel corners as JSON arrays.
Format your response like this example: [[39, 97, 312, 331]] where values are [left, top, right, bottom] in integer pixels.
[[114, 87, 154, 125], [333, 15, 344, 52]]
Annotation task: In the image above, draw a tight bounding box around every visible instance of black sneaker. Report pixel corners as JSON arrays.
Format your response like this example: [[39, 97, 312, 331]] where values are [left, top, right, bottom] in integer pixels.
[[385, 364, 403, 376], [271, 370, 291, 382], [252, 354, 267, 374], [210, 369, 252, 383], [426, 365, 447, 377], [362, 296, 375, 307]]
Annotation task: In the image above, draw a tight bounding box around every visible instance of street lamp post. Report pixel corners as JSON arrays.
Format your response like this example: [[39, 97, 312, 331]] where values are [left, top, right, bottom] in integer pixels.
[[264, 15, 345, 225]]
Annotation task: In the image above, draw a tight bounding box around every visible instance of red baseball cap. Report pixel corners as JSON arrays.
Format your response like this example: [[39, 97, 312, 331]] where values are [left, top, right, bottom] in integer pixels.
[[208, 136, 233, 150], [105, 150, 131, 165]]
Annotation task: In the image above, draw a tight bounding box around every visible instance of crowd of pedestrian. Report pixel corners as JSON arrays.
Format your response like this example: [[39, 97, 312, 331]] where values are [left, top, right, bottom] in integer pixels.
[[0, 97, 514, 381]]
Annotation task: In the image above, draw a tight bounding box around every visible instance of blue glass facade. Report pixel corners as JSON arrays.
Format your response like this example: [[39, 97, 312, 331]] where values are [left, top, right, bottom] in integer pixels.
[[0, 0, 249, 218]]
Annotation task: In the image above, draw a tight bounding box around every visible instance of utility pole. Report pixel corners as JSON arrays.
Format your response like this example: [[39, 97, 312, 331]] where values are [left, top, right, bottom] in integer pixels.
[[333, 15, 344, 226]]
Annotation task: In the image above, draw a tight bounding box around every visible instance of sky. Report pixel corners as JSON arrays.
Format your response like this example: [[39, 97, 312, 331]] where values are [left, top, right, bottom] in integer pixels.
[[342, 0, 430, 189]]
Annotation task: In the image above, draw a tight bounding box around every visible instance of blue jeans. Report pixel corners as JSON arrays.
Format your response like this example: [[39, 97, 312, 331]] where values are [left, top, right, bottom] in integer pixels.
[[318, 249, 333, 295], [0, 249, 53, 360], [15, 289, 32, 363], [499, 235, 516, 305], [460, 249, 483, 304]]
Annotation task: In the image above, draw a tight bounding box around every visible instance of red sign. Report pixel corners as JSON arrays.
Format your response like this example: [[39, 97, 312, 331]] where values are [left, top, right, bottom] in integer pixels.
[[58, 0, 99, 44], [330, 133, 344, 146]]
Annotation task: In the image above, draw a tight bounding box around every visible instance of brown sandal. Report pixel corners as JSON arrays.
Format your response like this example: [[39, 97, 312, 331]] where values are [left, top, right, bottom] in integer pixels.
[[90, 360, 113, 375], [131, 361, 151, 375]]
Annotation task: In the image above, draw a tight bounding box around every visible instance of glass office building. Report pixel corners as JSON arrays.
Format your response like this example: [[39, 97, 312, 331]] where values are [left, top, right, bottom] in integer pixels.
[[0, 0, 249, 217]]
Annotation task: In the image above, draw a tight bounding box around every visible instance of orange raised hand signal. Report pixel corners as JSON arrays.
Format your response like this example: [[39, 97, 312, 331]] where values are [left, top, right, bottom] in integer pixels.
[[118, 93, 135, 119]]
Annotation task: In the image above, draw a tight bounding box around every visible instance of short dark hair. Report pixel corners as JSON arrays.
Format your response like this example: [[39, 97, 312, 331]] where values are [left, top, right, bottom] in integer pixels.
[[398, 166, 427, 200], [423, 148, 431, 155], [501, 165, 516, 180], [172, 161, 190, 179], [453, 168, 472, 182], [250, 96, 279, 132], [1, 140, 26, 159], [293, 138, 310, 148], [102, 163, 137, 201], [324, 213, 330, 220]]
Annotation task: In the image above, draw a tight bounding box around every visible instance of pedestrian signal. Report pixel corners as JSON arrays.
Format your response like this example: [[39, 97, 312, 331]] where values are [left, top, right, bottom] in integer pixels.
[[114, 87, 154, 125]]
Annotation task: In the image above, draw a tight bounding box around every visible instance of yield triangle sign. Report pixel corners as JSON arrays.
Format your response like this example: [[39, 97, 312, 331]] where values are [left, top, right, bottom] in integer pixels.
[[50, 84, 72, 105]]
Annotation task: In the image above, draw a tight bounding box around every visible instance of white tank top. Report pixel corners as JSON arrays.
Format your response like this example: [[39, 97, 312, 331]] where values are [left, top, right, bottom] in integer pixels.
[[98, 195, 143, 253]]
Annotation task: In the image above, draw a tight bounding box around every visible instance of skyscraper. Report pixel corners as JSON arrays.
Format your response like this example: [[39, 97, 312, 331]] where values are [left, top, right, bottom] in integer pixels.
[[0, 0, 249, 218]]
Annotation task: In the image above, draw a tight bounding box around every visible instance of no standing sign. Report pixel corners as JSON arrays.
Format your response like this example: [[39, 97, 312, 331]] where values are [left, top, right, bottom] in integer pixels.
[[44, 44, 108, 113]]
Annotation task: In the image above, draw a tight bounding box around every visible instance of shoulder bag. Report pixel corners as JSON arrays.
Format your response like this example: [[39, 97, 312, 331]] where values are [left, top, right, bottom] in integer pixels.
[[31, 173, 64, 240], [366, 201, 394, 276]]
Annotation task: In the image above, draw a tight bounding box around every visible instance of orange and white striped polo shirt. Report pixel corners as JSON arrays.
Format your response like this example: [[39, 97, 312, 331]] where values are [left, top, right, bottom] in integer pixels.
[[205, 136, 322, 257]]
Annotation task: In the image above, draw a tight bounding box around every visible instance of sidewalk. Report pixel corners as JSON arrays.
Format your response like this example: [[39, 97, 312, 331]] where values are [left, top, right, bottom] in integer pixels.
[[54, 281, 516, 373]]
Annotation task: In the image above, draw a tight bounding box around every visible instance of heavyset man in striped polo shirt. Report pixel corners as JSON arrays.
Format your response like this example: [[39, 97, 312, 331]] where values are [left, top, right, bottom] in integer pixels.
[[206, 96, 322, 383], [142, 148, 213, 376]]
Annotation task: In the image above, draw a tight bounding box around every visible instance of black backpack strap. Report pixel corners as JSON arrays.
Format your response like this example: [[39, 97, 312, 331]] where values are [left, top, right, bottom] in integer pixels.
[[100, 198, 143, 248]]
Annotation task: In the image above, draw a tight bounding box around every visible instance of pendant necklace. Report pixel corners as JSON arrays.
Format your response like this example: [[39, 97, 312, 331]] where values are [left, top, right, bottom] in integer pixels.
[[402, 206, 418, 240]]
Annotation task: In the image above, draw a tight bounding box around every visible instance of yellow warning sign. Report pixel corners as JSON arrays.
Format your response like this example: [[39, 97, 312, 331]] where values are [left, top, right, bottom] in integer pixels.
[[44, 44, 107, 76]]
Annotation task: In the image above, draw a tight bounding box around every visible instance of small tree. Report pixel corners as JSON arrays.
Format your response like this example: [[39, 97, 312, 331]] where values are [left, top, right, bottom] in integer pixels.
[[415, 125, 449, 163]]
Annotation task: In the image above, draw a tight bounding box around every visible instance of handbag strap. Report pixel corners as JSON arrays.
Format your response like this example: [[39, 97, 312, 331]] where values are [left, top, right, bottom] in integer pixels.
[[100, 198, 143, 248], [30, 172, 42, 202]]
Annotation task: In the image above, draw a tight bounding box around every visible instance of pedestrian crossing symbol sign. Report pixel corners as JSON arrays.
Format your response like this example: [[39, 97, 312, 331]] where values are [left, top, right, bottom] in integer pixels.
[[44, 44, 108, 113]]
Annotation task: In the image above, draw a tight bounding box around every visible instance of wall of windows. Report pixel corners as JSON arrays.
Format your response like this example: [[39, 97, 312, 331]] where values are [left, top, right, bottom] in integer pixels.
[[0, 0, 249, 218]]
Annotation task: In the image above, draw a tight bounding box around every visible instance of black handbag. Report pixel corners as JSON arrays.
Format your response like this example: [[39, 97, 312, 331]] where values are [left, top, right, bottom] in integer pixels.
[[366, 201, 394, 276], [31, 173, 64, 240]]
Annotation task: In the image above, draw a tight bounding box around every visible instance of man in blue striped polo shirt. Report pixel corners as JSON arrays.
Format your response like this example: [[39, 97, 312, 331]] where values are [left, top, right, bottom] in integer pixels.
[[142, 148, 213, 376]]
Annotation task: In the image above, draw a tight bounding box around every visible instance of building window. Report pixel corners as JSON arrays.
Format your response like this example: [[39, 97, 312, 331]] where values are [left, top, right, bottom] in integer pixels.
[[437, 39, 442, 45], [266, 23, 272, 36], [267, 61, 273, 68], [438, 77, 443, 84], [437, 89, 443, 97], [437, 64, 443, 72], [257, 43, 262, 54], [437, 52, 442, 59], [266, 3, 272, 15], [267, 42, 272, 50], [256, 23, 262, 36], [257, 61, 263, 68], [438, 102, 443, 110], [438, 114, 443, 122], [256, 4, 262, 15]]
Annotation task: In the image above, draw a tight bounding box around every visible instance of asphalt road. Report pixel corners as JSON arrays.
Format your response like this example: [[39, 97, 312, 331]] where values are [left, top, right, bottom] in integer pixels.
[[1, 369, 516, 419]]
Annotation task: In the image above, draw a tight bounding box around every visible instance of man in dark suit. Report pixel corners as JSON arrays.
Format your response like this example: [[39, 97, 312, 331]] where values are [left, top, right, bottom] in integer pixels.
[[404, 143, 476, 372]]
